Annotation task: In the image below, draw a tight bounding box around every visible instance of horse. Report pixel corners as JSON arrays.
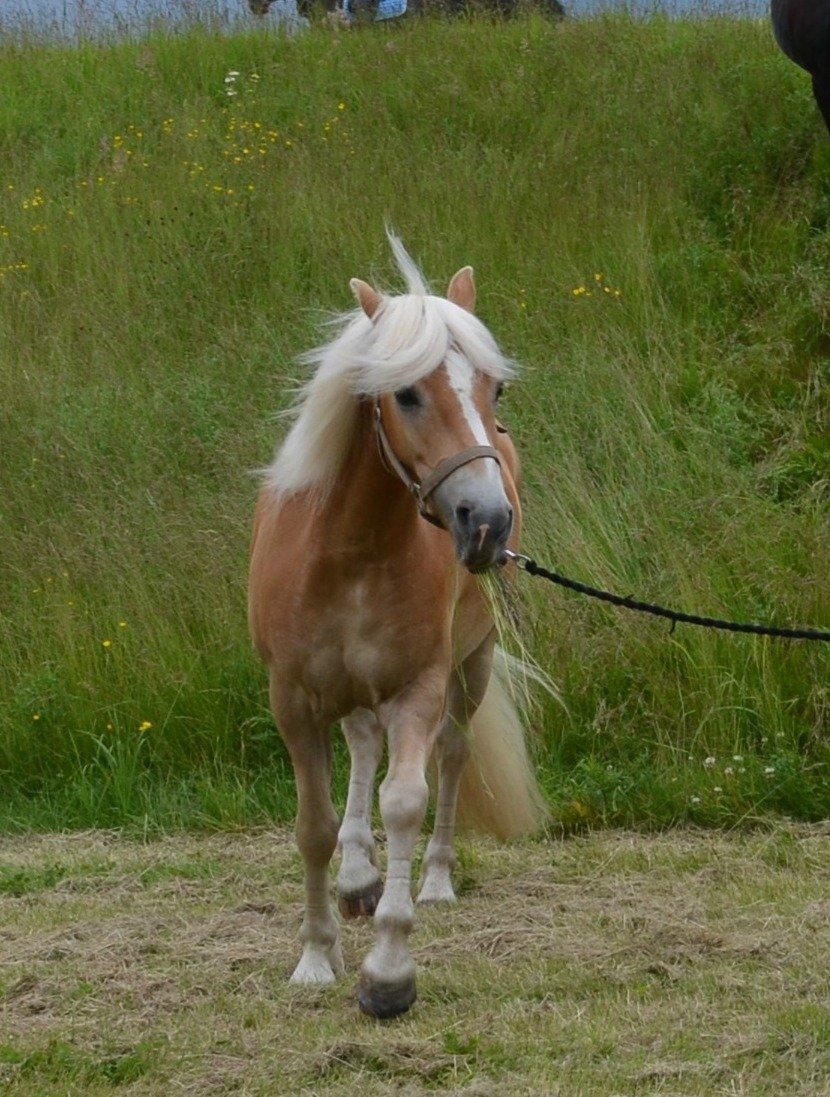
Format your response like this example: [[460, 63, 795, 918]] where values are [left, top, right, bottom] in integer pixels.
[[248, 236, 546, 1018], [771, 0, 830, 133]]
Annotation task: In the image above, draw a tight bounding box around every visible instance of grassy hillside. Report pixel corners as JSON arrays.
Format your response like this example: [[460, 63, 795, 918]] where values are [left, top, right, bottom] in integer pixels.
[[0, 13, 828, 832]]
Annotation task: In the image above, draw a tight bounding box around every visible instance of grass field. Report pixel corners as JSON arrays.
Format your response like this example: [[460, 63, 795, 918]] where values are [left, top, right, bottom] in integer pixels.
[[0, 12, 828, 832], [0, 824, 828, 1094]]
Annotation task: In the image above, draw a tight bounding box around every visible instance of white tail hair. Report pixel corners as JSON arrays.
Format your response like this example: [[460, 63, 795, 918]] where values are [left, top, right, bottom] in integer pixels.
[[456, 646, 549, 840]]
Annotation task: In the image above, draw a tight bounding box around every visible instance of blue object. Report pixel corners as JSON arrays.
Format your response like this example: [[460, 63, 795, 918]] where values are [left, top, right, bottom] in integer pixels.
[[343, 0, 408, 20]]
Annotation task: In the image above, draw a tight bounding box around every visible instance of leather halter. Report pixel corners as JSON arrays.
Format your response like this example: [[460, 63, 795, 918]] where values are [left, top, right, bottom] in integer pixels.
[[373, 399, 502, 529]]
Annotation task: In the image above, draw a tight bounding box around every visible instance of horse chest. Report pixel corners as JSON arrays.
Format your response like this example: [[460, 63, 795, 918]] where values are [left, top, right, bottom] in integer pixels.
[[298, 576, 439, 713]]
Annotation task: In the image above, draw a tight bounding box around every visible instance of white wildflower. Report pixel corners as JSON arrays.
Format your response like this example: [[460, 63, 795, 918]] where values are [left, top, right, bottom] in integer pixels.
[[703, 756, 716, 769]]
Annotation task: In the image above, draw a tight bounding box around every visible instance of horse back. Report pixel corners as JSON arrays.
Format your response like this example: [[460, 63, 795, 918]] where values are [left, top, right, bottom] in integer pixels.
[[772, 0, 830, 73]]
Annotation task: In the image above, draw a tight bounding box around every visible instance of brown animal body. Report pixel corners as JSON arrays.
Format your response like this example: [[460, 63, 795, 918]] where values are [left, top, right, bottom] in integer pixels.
[[249, 238, 544, 1018]]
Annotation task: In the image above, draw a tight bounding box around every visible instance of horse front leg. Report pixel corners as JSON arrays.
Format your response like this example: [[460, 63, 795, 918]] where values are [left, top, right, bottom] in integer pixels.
[[337, 708, 384, 918], [271, 683, 343, 986], [418, 633, 494, 905], [358, 670, 446, 1019]]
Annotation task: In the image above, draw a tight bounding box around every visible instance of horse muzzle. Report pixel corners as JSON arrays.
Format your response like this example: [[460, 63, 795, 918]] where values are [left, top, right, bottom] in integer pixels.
[[450, 500, 513, 572]]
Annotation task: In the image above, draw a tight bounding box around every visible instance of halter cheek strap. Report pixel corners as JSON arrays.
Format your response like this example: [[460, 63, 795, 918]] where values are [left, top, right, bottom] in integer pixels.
[[373, 401, 502, 528]]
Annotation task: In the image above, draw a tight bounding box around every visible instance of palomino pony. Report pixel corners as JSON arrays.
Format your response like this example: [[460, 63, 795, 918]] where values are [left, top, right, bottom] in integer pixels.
[[249, 238, 545, 1018]]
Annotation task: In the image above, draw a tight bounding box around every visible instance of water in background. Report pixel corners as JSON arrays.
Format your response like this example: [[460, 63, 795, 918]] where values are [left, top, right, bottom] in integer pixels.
[[0, 0, 769, 40]]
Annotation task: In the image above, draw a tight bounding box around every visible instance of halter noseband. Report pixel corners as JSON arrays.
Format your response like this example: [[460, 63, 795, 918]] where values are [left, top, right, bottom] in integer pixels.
[[373, 399, 503, 529]]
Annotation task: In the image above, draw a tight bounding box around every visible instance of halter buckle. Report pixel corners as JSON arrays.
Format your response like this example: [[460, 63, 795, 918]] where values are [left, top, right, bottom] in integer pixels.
[[502, 549, 531, 569]]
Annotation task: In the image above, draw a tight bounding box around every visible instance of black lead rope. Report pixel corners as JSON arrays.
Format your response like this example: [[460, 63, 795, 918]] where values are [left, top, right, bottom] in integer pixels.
[[503, 552, 830, 642]]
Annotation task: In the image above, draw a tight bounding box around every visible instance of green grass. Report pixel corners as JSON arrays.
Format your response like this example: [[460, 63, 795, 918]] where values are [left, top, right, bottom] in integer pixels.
[[0, 13, 828, 832]]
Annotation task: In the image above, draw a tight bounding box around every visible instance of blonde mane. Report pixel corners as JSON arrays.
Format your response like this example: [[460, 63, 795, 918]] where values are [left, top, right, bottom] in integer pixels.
[[266, 236, 514, 499]]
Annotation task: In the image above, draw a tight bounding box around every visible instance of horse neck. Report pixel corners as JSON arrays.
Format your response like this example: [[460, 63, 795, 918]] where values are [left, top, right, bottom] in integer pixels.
[[315, 401, 422, 558]]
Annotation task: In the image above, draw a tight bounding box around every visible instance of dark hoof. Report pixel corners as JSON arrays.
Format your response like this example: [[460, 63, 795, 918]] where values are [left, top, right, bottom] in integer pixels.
[[357, 975, 417, 1020], [338, 877, 383, 920]]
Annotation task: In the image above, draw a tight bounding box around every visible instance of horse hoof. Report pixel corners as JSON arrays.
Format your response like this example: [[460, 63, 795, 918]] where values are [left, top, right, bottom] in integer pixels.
[[357, 975, 417, 1020], [338, 877, 383, 920]]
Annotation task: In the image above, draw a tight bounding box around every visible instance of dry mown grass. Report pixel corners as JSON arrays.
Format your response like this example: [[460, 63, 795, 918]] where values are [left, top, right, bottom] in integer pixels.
[[0, 825, 828, 1094]]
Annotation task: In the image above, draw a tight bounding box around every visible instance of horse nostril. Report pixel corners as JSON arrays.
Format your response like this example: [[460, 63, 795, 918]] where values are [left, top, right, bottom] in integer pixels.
[[455, 504, 472, 527]]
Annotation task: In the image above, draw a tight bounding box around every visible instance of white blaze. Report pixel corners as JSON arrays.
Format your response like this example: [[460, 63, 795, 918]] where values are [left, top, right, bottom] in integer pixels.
[[444, 354, 503, 490]]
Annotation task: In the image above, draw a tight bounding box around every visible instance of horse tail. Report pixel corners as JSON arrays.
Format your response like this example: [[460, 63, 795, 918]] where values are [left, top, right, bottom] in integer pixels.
[[456, 645, 549, 841]]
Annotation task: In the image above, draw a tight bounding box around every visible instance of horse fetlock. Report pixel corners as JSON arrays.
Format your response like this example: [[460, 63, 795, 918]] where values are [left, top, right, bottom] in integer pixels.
[[337, 853, 381, 893], [299, 914, 339, 952], [374, 894, 415, 937], [338, 835, 383, 917], [337, 819, 376, 856], [423, 839, 457, 872]]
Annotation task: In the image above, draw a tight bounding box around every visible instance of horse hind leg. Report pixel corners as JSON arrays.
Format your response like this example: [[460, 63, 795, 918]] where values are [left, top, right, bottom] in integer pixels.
[[273, 688, 343, 985], [418, 633, 494, 905], [337, 708, 384, 919]]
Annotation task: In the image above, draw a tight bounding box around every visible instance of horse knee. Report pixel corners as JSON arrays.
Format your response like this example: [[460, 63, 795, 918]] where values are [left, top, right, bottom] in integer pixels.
[[296, 809, 339, 865], [380, 776, 428, 834]]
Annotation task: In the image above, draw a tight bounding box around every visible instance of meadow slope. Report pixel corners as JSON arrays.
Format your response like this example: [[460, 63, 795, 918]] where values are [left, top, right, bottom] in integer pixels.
[[0, 13, 828, 831]]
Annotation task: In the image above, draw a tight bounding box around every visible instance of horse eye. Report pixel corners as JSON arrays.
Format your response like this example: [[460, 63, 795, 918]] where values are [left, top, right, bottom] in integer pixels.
[[395, 387, 420, 409], [494, 382, 505, 402]]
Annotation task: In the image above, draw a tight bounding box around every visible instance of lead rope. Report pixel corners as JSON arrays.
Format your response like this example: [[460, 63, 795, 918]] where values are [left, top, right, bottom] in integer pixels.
[[502, 551, 830, 642]]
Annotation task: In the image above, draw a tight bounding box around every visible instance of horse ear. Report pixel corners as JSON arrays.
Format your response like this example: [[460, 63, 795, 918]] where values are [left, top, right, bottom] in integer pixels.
[[350, 278, 382, 319], [447, 266, 476, 312]]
